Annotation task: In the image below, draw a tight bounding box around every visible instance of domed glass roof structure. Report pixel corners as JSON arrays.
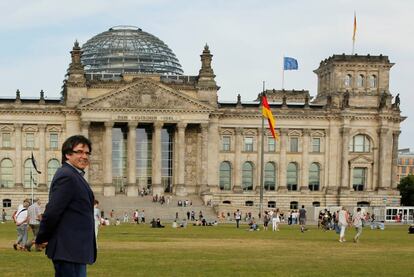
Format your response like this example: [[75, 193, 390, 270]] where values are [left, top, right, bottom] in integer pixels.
[[81, 26, 183, 77]]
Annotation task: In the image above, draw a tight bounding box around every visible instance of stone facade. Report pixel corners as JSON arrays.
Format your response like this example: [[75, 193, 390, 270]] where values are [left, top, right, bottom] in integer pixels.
[[0, 44, 404, 214]]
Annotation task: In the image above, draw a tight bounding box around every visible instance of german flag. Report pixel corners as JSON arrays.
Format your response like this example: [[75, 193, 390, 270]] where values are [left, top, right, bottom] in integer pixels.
[[262, 95, 278, 139]]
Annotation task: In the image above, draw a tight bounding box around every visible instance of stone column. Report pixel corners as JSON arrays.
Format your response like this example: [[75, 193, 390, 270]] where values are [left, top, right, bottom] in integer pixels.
[[232, 127, 243, 192], [391, 131, 400, 189], [278, 128, 288, 192], [200, 123, 212, 194], [326, 118, 339, 194], [126, 122, 138, 196], [207, 116, 219, 192], [300, 129, 310, 192], [103, 121, 115, 196], [152, 121, 163, 196], [340, 127, 350, 192], [175, 122, 187, 196], [80, 121, 90, 181], [81, 121, 90, 138], [37, 124, 47, 191], [14, 124, 23, 188], [378, 127, 392, 190]]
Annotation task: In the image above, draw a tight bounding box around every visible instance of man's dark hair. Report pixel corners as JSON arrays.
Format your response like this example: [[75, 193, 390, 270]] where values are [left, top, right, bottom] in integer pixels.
[[61, 135, 92, 163]]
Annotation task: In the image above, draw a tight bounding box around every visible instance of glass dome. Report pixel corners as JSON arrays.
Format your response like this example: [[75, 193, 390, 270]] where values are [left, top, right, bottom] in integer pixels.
[[81, 26, 183, 77]]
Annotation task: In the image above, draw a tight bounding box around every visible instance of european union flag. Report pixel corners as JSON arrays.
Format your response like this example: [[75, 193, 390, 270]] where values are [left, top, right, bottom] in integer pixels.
[[284, 57, 298, 70]]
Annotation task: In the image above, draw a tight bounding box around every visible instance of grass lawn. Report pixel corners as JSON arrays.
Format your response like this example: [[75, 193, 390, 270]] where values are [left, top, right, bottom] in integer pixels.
[[0, 222, 413, 276]]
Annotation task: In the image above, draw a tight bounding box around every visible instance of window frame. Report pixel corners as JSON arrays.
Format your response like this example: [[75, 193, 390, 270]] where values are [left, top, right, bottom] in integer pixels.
[[2, 133, 11, 148], [26, 133, 35, 149], [311, 137, 321, 153], [290, 137, 299, 152], [49, 133, 59, 150], [244, 137, 254, 152], [222, 136, 231, 152]]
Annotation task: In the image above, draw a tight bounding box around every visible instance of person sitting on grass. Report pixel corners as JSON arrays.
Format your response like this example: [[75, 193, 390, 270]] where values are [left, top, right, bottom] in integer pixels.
[[248, 218, 259, 231], [156, 218, 165, 228], [150, 218, 157, 228]]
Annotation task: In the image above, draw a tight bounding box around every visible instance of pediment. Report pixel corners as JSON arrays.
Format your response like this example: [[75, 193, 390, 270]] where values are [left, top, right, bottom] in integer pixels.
[[0, 125, 13, 132], [220, 129, 234, 135], [80, 79, 214, 112], [289, 130, 302, 137], [23, 126, 37, 132], [311, 130, 325, 137], [349, 155, 373, 164]]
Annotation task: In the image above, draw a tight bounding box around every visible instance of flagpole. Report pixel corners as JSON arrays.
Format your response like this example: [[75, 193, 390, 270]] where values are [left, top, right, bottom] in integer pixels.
[[259, 81, 265, 222], [30, 168, 34, 204]]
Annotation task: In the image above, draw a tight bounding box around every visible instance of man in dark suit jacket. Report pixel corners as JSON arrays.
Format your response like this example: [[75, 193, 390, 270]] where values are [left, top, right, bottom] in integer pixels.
[[36, 135, 96, 277]]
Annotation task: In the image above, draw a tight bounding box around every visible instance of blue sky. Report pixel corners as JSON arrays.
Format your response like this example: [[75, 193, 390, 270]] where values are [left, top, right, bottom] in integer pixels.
[[0, 0, 413, 149]]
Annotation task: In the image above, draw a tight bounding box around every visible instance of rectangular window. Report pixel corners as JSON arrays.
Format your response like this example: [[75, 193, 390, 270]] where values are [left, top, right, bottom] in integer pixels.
[[50, 133, 58, 149], [26, 133, 35, 148], [405, 159, 410, 165], [2, 133, 11, 147], [222, 136, 231, 151], [290, 137, 298, 152], [268, 137, 276, 152], [401, 167, 406, 174], [244, 137, 253, 152], [353, 167, 366, 191], [312, 138, 320, 153]]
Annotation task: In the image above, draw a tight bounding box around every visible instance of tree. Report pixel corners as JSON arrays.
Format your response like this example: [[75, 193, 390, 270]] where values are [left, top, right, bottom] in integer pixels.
[[397, 175, 414, 206]]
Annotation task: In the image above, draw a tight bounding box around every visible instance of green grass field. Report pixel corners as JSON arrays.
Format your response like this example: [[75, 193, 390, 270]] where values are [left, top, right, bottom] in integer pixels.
[[0, 222, 413, 276]]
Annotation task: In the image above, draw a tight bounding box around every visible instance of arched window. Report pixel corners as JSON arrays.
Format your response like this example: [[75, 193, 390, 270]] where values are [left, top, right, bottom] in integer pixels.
[[264, 162, 276, 191], [290, 201, 298, 209], [0, 159, 13, 188], [344, 74, 352, 87], [24, 159, 38, 188], [357, 74, 364, 87], [309, 163, 320, 191], [369, 75, 377, 88], [47, 159, 60, 187], [349, 134, 371, 152], [287, 163, 298, 191], [242, 162, 253, 191], [219, 161, 231, 190]]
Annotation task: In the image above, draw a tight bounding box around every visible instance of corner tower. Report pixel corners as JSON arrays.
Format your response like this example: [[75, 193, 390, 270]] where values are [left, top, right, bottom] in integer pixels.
[[313, 54, 394, 108]]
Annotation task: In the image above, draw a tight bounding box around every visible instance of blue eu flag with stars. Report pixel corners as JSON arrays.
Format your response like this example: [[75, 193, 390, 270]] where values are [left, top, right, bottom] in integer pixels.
[[284, 57, 298, 70]]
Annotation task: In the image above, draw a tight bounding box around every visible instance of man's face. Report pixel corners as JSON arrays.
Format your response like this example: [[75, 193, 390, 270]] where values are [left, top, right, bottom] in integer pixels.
[[65, 143, 90, 170]]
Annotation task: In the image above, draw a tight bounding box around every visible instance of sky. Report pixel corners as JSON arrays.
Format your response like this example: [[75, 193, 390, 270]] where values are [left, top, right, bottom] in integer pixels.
[[0, 0, 413, 149]]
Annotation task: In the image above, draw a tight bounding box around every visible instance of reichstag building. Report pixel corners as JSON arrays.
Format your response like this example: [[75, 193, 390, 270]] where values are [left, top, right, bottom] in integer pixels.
[[0, 26, 404, 212]]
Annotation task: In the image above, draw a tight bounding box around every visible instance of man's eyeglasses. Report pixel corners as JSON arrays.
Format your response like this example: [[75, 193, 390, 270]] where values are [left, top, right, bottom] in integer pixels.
[[71, 150, 91, 156]]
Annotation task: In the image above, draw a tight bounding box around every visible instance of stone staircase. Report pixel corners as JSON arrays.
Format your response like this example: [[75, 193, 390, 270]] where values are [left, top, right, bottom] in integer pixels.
[[95, 194, 217, 223]]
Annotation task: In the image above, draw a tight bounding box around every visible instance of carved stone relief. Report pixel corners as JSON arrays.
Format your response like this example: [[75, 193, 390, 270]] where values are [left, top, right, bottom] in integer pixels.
[[89, 124, 104, 184], [184, 126, 199, 187], [94, 81, 189, 109]]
